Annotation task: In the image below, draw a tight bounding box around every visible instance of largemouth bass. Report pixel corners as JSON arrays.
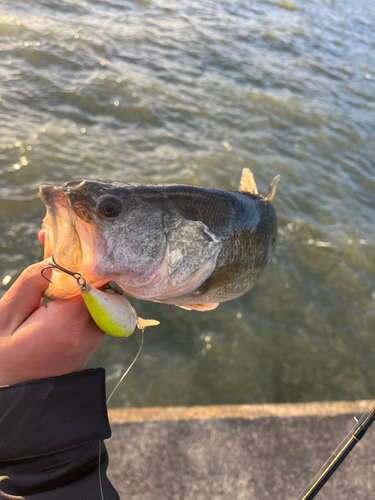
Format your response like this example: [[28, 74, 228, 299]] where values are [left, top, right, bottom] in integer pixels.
[[39, 169, 278, 311]]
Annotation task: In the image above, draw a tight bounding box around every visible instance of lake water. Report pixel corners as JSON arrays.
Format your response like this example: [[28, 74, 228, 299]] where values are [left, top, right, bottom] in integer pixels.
[[0, 0, 374, 408]]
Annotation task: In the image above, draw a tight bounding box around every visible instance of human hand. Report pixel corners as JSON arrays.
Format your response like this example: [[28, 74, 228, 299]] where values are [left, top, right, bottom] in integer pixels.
[[0, 260, 105, 386]]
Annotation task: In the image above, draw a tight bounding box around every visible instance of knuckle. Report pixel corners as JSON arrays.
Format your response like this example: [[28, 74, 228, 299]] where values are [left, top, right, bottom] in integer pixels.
[[18, 264, 44, 291], [42, 304, 90, 350]]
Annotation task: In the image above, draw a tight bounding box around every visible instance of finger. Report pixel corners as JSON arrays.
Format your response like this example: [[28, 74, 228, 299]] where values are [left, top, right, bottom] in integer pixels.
[[82, 316, 106, 350], [0, 262, 52, 334], [38, 229, 45, 246], [17, 295, 105, 370], [45, 296, 106, 350]]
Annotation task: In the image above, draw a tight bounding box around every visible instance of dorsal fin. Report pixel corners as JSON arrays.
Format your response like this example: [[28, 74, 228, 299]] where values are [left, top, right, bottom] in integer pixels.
[[263, 175, 280, 202], [238, 168, 258, 194]]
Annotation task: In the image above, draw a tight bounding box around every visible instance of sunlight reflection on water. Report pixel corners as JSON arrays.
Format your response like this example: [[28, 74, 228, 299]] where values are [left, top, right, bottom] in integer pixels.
[[0, 0, 374, 408]]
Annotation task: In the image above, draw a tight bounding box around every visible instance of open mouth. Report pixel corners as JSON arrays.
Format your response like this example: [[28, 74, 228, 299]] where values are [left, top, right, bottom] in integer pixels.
[[40, 184, 83, 298]]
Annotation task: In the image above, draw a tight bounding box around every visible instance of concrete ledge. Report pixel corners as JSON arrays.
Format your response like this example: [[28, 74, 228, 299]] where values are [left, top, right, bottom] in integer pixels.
[[108, 399, 375, 423], [106, 401, 375, 499]]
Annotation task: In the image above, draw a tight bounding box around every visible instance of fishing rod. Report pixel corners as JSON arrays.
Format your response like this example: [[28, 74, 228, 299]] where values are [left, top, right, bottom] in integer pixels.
[[296, 404, 375, 500]]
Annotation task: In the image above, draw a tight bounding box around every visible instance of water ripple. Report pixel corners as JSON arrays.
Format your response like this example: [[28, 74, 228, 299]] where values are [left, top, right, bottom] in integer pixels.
[[0, 0, 374, 406]]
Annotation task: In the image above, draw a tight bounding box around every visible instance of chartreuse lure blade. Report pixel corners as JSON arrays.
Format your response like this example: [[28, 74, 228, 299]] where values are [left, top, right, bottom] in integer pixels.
[[81, 285, 159, 337]]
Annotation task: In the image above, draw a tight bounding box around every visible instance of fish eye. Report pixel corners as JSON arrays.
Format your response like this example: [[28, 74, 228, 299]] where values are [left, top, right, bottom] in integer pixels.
[[97, 197, 122, 218]]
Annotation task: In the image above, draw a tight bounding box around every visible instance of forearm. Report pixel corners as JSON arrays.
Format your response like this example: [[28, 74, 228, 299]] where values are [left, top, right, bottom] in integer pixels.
[[0, 369, 119, 500]]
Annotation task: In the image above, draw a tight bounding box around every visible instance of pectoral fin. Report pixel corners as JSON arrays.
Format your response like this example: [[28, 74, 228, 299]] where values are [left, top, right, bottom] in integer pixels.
[[239, 168, 258, 194], [176, 303, 219, 311]]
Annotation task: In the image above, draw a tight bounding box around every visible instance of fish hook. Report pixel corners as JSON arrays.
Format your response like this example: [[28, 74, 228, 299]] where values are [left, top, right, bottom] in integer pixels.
[[41, 255, 87, 289], [100, 283, 123, 295]]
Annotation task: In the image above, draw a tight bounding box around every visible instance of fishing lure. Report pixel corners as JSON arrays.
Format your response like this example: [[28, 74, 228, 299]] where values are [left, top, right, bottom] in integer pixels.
[[41, 256, 159, 337]]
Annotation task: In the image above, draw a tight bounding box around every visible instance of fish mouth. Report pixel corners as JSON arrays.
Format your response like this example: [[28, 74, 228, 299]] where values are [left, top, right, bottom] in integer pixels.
[[40, 184, 83, 298]]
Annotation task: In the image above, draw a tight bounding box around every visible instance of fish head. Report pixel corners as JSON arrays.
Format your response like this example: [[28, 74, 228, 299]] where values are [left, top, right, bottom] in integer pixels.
[[40, 180, 164, 299], [40, 180, 221, 300]]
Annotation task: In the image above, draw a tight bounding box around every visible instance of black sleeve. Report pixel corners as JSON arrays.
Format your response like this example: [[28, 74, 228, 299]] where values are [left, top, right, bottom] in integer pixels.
[[0, 368, 120, 500]]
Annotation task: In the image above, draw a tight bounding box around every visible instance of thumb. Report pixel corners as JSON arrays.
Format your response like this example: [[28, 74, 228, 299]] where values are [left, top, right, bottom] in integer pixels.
[[0, 261, 52, 334]]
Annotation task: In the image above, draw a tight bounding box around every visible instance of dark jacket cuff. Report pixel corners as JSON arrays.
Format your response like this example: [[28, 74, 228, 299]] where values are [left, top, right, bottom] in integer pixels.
[[0, 368, 110, 462]]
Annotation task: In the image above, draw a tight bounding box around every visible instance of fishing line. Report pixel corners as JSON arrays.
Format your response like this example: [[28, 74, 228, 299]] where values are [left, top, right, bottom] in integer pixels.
[[98, 328, 145, 500], [106, 328, 144, 405], [98, 441, 104, 500]]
